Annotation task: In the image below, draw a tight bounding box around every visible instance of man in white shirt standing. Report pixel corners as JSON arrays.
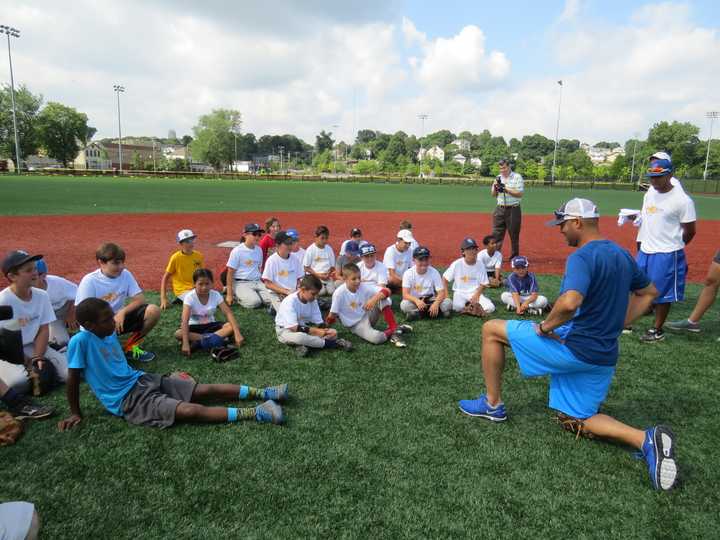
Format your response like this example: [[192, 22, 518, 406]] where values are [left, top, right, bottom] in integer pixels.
[[636, 154, 696, 342], [491, 159, 524, 261]]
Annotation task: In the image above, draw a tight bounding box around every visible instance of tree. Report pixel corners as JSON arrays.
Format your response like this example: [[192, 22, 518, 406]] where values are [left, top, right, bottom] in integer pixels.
[[315, 130, 334, 153], [181, 135, 193, 146], [0, 84, 43, 162], [519, 134, 554, 162], [594, 141, 620, 149], [355, 129, 377, 144], [647, 121, 701, 171], [36, 102, 90, 167], [190, 109, 241, 169]]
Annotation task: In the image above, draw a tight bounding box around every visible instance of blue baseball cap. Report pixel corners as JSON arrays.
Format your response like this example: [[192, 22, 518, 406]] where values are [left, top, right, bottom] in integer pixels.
[[413, 246, 431, 259], [344, 241, 361, 256], [646, 158, 672, 177], [36, 259, 48, 274], [511, 256, 529, 268], [460, 237, 478, 250], [286, 228, 299, 240], [360, 243, 376, 256]]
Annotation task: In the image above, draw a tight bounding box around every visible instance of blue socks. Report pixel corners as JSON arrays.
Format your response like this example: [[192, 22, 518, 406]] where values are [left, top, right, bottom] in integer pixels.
[[227, 408, 238, 422]]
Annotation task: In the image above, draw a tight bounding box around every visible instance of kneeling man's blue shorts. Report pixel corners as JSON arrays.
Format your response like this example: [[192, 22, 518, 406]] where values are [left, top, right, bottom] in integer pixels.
[[506, 320, 615, 419]]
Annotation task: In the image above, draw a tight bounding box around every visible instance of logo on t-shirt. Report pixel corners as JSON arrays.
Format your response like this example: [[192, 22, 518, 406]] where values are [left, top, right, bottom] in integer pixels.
[[646, 205, 659, 214], [413, 284, 423, 293], [314, 256, 325, 263], [244, 259, 254, 267], [101, 292, 119, 303], [278, 269, 289, 277], [349, 301, 359, 310], [461, 275, 471, 283]]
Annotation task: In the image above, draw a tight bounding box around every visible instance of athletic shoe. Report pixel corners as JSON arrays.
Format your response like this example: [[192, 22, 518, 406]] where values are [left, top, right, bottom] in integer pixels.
[[266, 306, 277, 317], [666, 319, 701, 333], [458, 394, 507, 422], [642, 425, 679, 491], [262, 384, 289, 403], [9, 398, 55, 420], [294, 345, 309, 358], [126, 345, 156, 363], [441, 310, 452, 319], [622, 327, 633, 335], [405, 311, 420, 322], [255, 400, 285, 425], [336, 338, 353, 352], [397, 324, 414, 334], [389, 334, 407, 348], [639, 328, 665, 343], [506, 304, 514, 312]]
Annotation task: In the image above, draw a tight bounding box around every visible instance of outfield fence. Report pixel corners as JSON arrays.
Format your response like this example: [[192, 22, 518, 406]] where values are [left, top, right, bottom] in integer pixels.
[[4, 168, 719, 195]]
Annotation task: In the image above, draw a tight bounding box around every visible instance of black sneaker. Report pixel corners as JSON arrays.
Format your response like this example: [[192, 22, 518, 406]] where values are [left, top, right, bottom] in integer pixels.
[[396, 324, 414, 334], [640, 328, 665, 343], [294, 345, 309, 358], [336, 338, 353, 352], [9, 398, 55, 420]]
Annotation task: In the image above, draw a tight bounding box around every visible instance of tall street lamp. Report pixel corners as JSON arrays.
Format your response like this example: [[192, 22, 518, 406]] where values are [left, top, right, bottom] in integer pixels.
[[1, 25, 22, 173], [704, 111, 718, 180], [629, 132, 640, 184], [113, 85, 125, 173], [332, 124, 339, 174], [551, 80, 563, 184]]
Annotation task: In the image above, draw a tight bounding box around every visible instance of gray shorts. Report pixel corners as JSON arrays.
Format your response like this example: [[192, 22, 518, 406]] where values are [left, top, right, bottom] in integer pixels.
[[121, 373, 195, 428], [0, 502, 35, 540]]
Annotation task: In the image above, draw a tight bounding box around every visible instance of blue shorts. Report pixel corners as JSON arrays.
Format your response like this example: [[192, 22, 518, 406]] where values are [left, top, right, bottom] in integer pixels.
[[506, 320, 615, 419], [636, 250, 686, 304]]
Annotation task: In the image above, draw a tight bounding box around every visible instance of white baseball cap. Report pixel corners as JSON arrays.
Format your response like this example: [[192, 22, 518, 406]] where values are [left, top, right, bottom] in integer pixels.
[[650, 151, 671, 161], [397, 229, 415, 243], [176, 229, 196, 242], [546, 198, 599, 226]]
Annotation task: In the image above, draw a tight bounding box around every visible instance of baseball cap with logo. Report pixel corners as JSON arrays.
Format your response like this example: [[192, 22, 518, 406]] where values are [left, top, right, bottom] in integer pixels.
[[397, 229, 415, 243], [274, 231, 294, 245], [350, 228, 362, 237], [649, 151, 671, 162], [244, 223, 264, 234], [36, 259, 48, 274], [460, 237, 478, 250], [2, 250, 43, 276], [345, 241, 361, 256], [413, 246, 431, 259], [360, 243, 376, 256], [546, 198, 600, 226], [176, 229, 196, 243], [286, 228, 299, 240], [511, 256, 529, 268], [646, 158, 673, 177]]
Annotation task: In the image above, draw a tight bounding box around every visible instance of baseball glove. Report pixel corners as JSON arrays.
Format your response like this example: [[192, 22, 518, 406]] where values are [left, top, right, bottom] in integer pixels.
[[462, 302, 486, 318], [166, 371, 197, 384], [28, 358, 59, 397], [0, 411, 23, 446], [555, 412, 596, 440], [210, 346, 239, 363]]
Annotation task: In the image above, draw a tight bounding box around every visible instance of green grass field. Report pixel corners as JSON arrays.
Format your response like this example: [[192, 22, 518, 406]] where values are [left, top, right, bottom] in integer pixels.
[[1, 174, 719, 218], [2, 175, 719, 538]]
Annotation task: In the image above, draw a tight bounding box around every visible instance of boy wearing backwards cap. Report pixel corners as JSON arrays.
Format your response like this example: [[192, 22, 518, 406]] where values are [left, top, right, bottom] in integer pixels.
[[0, 250, 69, 392], [443, 238, 496, 315], [501, 256, 548, 315], [334, 241, 361, 286], [160, 229, 204, 310], [383, 230, 415, 293], [401, 247, 452, 321], [287, 228, 306, 266], [34, 258, 78, 348], [339, 228, 363, 256], [225, 223, 272, 309], [262, 231, 304, 313]]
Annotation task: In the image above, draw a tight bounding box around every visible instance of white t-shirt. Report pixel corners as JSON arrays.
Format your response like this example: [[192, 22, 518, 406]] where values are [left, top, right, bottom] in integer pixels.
[[291, 247, 306, 268], [636, 177, 685, 243], [75, 269, 142, 313], [183, 289, 224, 325], [303, 243, 335, 273], [383, 244, 413, 276], [45, 275, 78, 312], [262, 252, 303, 292], [275, 291, 323, 329], [443, 258, 489, 292], [357, 260, 389, 286], [0, 287, 56, 346], [478, 250, 502, 273], [402, 266, 445, 298], [227, 243, 263, 281], [639, 185, 696, 254], [330, 282, 382, 327]]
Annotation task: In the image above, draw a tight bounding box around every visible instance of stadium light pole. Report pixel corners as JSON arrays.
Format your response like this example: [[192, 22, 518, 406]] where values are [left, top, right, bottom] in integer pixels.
[[332, 124, 339, 175], [113, 84, 125, 173], [551, 80, 563, 184], [703, 111, 719, 180], [629, 132, 640, 184], [1, 25, 22, 174]]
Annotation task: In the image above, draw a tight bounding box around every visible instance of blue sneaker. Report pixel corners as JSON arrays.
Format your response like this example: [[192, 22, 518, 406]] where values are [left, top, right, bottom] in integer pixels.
[[255, 400, 284, 425], [642, 426, 679, 491], [458, 394, 507, 422], [126, 345, 155, 363], [262, 384, 289, 403]]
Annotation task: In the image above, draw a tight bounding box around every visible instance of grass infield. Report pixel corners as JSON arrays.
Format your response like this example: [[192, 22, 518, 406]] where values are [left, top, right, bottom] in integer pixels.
[[2, 276, 719, 538], [2, 175, 719, 218]]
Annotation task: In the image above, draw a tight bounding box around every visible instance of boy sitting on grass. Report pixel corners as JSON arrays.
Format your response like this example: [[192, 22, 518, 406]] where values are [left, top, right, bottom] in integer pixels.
[[478, 235, 503, 288], [500, 256, 548, 316], [400, 247, 452, 321], [303, 225, 337, 296], [58, 298, 286, 430], [160, 229, 204, 309]]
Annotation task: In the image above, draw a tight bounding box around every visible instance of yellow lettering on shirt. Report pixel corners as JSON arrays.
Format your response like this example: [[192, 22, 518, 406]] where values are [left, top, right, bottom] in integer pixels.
[[278, 269, 289, 277], [413, 284, 423, 293], [244, 259, 254, 267], [101, 292, 119, 303], [350, 301, 358, 310]]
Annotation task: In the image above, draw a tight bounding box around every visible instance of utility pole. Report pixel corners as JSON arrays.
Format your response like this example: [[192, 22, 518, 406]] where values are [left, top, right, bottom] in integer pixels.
[[704, 111, 719, 180], [113, 85, 125, 173], [1, 25, 22, 173], [551, 80, 563, 184], [629, 133, 639, 184]]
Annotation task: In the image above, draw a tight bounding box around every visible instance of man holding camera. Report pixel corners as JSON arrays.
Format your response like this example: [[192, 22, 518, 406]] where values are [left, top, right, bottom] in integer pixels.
[[491, 159, 524, 261]]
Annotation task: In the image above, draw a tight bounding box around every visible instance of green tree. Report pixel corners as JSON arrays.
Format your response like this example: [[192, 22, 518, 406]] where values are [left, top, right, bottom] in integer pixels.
[[519, 134, 554, 162], [355, 129, 377, 144], [647, 121, 701, 171], [0, 84, 43, 162], [190, 109, 241, 169], [315, 130, 334, 153], [36, 102, 90, 167]]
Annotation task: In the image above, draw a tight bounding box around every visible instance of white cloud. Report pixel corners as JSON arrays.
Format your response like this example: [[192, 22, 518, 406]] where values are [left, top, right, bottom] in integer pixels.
[[559, 0, 582, 22], [401, 17, 427, 47]]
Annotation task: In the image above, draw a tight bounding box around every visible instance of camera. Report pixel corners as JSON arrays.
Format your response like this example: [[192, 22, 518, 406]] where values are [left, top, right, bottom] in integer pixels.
[[495, 175, 506, 194]]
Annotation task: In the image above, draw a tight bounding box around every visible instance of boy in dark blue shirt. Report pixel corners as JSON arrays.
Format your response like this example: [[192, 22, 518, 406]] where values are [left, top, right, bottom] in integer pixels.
[[58, 298, 288, 430], [500, 256, 548, 315]]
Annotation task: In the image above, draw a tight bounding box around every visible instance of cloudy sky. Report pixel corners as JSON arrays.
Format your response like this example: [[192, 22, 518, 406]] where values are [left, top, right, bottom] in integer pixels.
[[3, 0, 719, 145]]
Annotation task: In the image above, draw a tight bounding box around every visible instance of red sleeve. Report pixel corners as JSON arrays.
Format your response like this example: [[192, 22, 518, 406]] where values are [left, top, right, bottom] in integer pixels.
[[380, 288, 391, 298]]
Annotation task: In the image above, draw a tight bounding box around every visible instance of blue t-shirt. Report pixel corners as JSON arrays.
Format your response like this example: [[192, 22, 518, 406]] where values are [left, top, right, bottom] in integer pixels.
[[555, 240, 650, 366], [67, 330, 143, 416], [506, 272, 539, 295]]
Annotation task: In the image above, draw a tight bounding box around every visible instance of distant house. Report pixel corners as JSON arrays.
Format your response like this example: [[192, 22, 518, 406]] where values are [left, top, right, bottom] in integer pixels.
[[74, 142, 111, 170], [470, 157, 482, 168], [25, 154, 61, 170], [417, 145, 445, 162], [231, 161, 252, 173], [162, 145, 189, 161], [582, 143, 625, 165], [452, 138, 471, 152], [452, 153, 467, 165]]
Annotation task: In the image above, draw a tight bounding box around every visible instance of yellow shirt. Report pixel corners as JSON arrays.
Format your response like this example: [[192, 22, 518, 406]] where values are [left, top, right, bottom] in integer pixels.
[[165, 250, 204, 296]]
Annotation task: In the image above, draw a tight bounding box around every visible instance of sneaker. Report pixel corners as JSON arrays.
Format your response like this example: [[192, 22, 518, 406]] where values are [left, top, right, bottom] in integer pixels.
[[506, 304, 514, 312], [9, 398, 55, 420], [441, 310, 452, 319], [458, 394, 507, 422], [666, 319, 701, 333], [262, 384, 289, 403], [396, 324, 414, 334], [622, 327, 633, 335], [294, 345, 309, 358], [389, 334, 407, 348], [266, 306, 277, 317], [642, 426, 679, 491], [336, 338, 353, 352], [639, 328, 665, 343], [255, 400, 285, 425], [405, 311, 420, 322], [126, 345, 156, 363]]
